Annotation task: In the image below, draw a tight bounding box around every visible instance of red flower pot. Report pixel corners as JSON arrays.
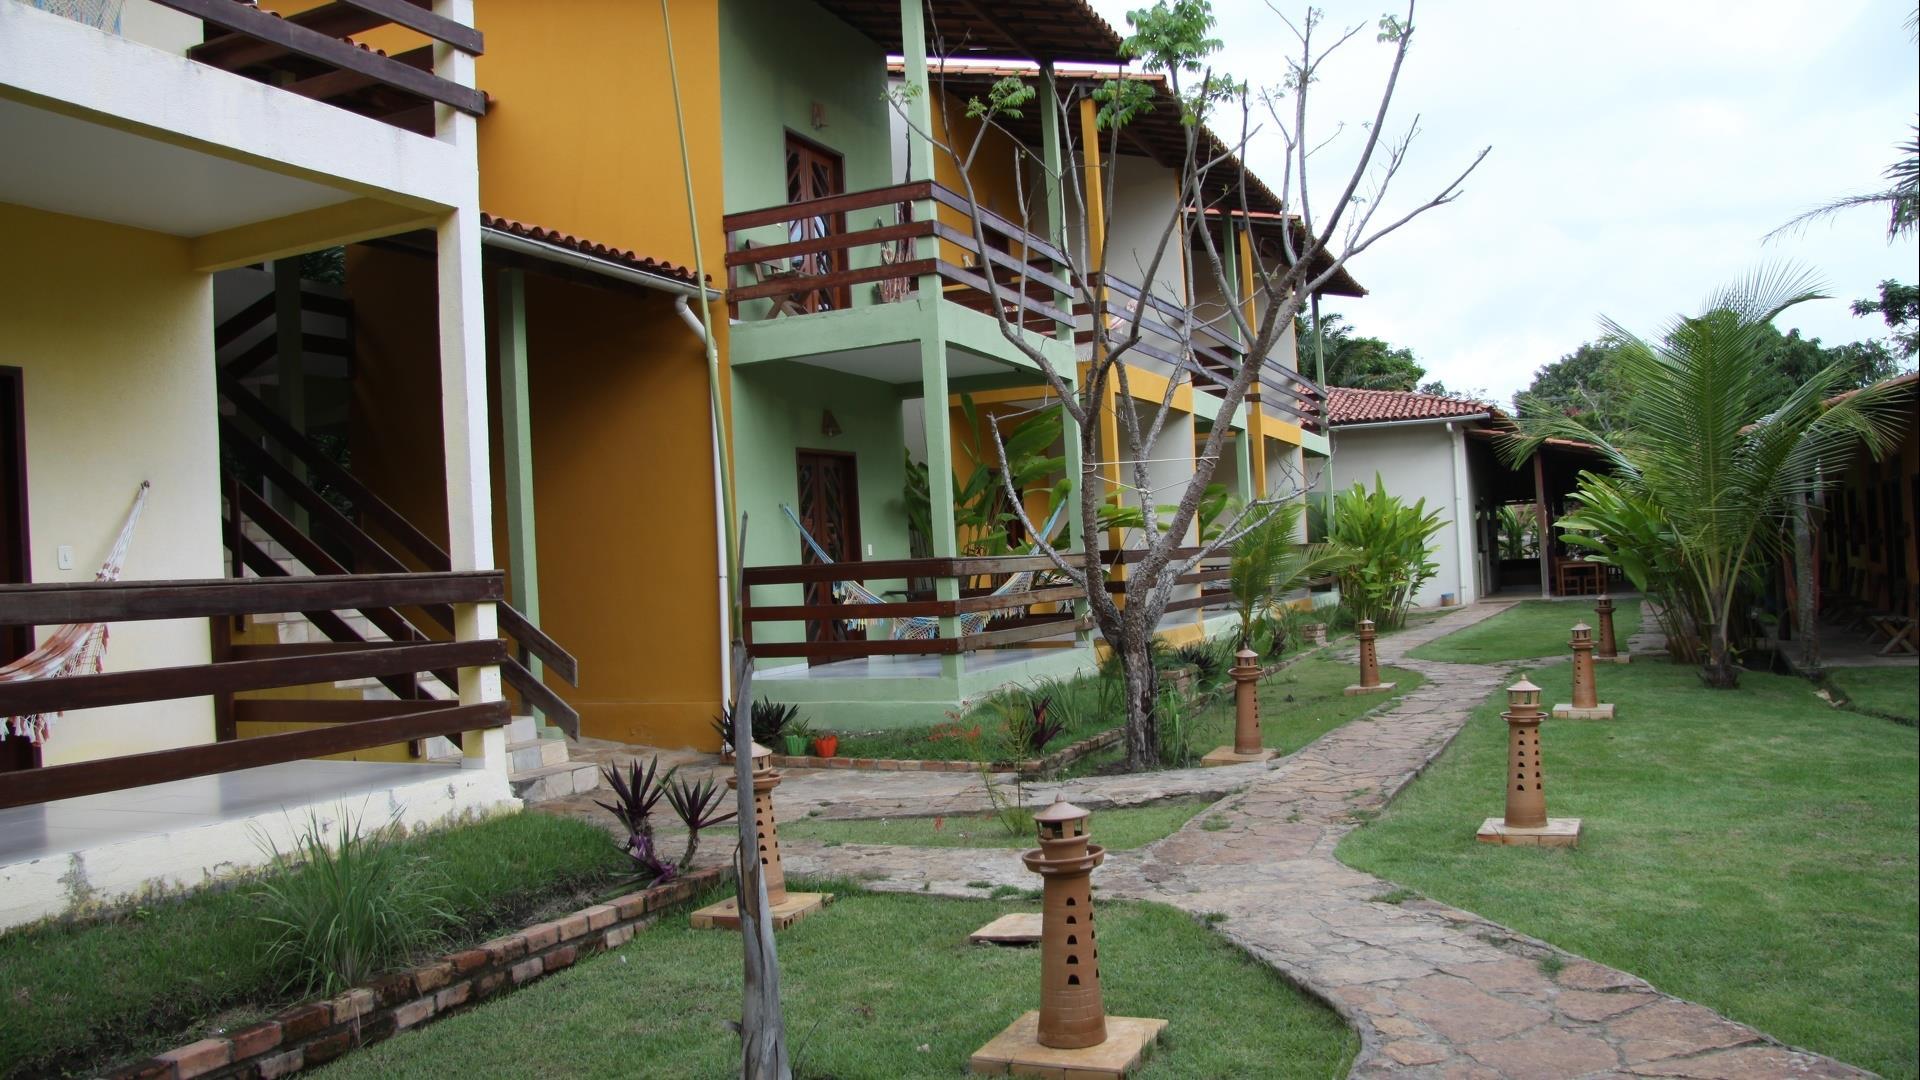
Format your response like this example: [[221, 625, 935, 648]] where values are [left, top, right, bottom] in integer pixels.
[[810, 735, 839, 758]]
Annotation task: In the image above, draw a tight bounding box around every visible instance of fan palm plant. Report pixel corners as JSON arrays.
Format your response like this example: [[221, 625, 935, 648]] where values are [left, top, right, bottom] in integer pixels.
[[1227, 501, 1355, 650], [1506, 265, 1906, 687]]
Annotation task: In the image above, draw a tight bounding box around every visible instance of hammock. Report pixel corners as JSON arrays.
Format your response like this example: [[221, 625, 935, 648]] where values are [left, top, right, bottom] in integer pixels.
[[780, 499, 1068, 641], [2, 481, 151, 744]]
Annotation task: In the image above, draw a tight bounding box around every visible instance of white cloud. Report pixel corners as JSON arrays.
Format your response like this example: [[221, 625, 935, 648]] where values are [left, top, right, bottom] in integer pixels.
[[1085, 0, 1919, 402]]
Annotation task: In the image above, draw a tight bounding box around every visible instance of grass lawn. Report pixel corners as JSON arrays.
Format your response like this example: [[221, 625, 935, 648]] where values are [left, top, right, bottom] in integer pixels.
[[1407, 598, 1643, 664], [782, 797, 1210, 850], [317, 886, 1357, 1079], [1829, 666, 1919, 724], [1059, 655, 1424, 777], [0, 812, 626, 1078], [1336, 660, 1919, 1079]]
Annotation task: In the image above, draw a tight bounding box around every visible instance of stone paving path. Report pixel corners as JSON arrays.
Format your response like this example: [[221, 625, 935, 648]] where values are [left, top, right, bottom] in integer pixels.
[[775, 603, 1873, 1079]]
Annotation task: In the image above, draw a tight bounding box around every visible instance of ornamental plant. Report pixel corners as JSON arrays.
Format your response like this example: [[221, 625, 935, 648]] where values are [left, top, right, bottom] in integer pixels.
[[1328, 478, 1445, 630]]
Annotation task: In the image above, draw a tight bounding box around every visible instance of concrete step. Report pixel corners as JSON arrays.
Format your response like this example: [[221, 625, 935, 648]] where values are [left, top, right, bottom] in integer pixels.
[[508, 737, 568, 773], [506, 714, 539, 743], [510, 760, 601, 804]]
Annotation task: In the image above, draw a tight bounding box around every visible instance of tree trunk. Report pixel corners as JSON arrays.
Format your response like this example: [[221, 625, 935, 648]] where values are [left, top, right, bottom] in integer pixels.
[[1118, 633, 1161, 771], [1701, 618, 1741, 689]]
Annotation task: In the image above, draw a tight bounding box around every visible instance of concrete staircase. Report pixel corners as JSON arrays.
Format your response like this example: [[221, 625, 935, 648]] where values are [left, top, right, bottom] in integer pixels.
[[231, 518, 599, 804]]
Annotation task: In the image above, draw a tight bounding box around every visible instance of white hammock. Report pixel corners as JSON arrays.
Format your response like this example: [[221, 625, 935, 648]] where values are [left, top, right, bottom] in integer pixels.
[[2, 481, 150, 744]]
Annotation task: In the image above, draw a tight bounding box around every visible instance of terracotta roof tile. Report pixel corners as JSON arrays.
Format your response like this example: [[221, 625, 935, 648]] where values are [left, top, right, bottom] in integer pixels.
[[1326, 388, 1502, 426], [480, 213, 707, 287]]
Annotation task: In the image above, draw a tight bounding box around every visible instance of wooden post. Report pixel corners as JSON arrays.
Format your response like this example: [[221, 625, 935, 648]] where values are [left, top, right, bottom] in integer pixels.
[[1532, 450, 1551, 598], [434, 0, 505, 778]]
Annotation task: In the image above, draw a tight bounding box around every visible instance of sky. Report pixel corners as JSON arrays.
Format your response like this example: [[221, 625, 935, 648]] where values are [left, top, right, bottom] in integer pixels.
[[1083, 0, 1920, 404]]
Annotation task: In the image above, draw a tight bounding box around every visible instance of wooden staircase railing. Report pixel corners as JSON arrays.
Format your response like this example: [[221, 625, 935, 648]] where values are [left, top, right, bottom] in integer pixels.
[[217, 373, 583, 736]]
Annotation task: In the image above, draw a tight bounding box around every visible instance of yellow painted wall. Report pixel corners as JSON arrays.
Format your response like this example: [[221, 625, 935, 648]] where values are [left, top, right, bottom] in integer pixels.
[[930, 89, 1039, 266], [0, 202, 223, 766], [345, 246, 723, 749]]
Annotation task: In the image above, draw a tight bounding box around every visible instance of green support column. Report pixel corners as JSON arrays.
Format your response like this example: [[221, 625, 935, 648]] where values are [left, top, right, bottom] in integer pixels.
[[901, 0, 961, 674], [495, 268, 546, 726], [1039, 62, 1089, 644]]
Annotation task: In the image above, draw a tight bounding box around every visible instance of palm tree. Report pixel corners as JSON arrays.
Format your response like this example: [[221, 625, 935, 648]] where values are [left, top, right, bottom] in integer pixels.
[[1226, 501, 1353, 651], [1507, 265, 1907, 687]]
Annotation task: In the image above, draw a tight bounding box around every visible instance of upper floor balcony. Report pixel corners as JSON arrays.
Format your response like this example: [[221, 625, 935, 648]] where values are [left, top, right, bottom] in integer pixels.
[[722, 179, 1080, 384], [1, 0, 484, 265]]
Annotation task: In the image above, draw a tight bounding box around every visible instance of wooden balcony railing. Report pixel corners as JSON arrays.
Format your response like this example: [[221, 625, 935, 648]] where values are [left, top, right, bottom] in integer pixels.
[[0, 573, 509, 810], [740, 554, 1086, 660], [172, 0, 486, 134], [1085, 273, 1327, 433], [724, 180, 1073, 334]]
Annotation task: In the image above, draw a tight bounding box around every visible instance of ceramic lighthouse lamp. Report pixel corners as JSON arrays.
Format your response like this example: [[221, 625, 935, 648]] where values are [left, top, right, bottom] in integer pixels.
[[970, 797, 1167, 1078], [1552, 622, 1617, 720], [689, 742, 829, 930], [1476, 679, 1582, 847], [1344, 618, 1396, 695]]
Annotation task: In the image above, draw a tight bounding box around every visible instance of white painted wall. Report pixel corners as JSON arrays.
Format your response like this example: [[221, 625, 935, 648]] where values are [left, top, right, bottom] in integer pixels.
[[2, 202, 224, 765], [1328, 421, 1476, 608]]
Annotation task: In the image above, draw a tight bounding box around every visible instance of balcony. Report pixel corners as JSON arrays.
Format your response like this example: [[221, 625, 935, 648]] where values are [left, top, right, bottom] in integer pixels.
[[1083, 273, 1328, 434], [723, 180, 1078, 382]]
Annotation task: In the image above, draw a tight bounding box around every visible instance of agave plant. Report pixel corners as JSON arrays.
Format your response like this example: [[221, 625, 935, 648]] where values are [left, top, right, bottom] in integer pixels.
[[665, 773, 737, 871], [1507, 264, 1906, 687], [750, 700, 801, 745]]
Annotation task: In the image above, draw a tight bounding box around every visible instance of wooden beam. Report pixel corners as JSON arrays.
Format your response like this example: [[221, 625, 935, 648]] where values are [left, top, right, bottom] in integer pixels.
[[334, 0, 483, 54], [158, 0, 485, 115], [0, 701, 507, 810], [0, 572, 502, 627], [0, 639, 503, 717]]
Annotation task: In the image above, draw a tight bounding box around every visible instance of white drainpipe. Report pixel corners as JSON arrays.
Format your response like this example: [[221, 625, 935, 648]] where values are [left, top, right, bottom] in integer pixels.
[[675, 296, 733, 707], [1445, 420, 1475, 606]]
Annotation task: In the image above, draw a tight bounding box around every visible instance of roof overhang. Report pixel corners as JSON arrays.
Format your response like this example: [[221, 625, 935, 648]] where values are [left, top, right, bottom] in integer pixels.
[[823, 0, 1126, 63]]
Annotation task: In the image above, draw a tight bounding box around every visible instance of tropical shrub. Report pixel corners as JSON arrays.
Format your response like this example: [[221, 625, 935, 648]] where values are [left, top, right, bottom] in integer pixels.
[[904, 396, 1070, 558], [1328, 478, 1445, 630], [1227, 501, 1355, 649], [1510, 265, 1907, 687], [598, 757, 739, 884], [1496, 505, 1535, 559], [252, 811, 456, 997]]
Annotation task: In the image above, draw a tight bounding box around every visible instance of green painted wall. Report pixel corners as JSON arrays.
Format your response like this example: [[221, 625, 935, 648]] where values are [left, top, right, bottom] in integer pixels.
[[720, 0, 898, 320], [731, 361, 913, 666]]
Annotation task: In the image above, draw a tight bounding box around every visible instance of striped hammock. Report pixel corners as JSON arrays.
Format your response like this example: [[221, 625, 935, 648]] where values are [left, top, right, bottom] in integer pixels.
[[780, 499, 1068, 641], [2, 481, 151, 744]]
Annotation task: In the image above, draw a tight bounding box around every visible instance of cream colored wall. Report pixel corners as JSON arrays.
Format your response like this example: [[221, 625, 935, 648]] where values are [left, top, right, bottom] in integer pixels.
[[117, 1, 202, 54], [1, 202, 222, 765]]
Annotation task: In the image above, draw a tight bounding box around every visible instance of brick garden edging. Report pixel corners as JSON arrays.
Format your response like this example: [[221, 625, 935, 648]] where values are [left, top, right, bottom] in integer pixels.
[[749, 725, 1127, 776], [109, 867, 725, 1080]]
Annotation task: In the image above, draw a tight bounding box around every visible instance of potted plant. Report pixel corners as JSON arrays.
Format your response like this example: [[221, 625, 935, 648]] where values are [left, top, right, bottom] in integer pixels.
[[781, 718, 813, 758], [810, 730, 839, 758]]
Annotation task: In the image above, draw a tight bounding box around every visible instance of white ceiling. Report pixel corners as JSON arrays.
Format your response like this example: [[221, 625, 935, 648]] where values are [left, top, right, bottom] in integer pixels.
[[792, 340, 1016, 384], [0, 95, 352, 236]]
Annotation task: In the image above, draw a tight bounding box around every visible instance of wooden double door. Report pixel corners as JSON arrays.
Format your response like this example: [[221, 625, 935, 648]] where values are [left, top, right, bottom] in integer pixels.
[[795, 450, 863, 661], [784, 133, 850, 314]]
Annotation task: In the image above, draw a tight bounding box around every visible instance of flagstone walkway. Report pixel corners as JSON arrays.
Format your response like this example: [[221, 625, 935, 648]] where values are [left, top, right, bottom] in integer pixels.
[[774, 603, 1872, 1079]]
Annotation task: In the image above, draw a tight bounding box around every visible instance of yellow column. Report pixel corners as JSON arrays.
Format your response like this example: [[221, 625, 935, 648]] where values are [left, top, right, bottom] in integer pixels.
[[1237, 223, 1267, 497], [1079, 98, 1123, 563]]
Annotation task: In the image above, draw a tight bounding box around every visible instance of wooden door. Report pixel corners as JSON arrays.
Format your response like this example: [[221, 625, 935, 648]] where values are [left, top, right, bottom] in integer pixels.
[[795, 450, 863, 661], [1, 367, 37, 771], [785, 133, 849, 313]]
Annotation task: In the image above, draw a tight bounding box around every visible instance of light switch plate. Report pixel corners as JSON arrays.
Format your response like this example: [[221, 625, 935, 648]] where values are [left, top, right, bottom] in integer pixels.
[[57, 545, 74, 570]]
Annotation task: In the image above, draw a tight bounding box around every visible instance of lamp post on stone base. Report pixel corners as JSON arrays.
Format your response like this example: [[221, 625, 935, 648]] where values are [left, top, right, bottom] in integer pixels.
[[1477, 679, 1581, 847], [1552, 623, 1617, 720], [689, 743, 831, 930], [1344, 619, 1397, 696], [1203, 647, 1276, 766], [969, 798, 1167, 1077]]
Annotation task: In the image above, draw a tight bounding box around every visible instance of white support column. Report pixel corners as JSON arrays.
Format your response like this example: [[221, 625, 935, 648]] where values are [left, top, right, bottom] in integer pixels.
[[435, 0, 504, 775]]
